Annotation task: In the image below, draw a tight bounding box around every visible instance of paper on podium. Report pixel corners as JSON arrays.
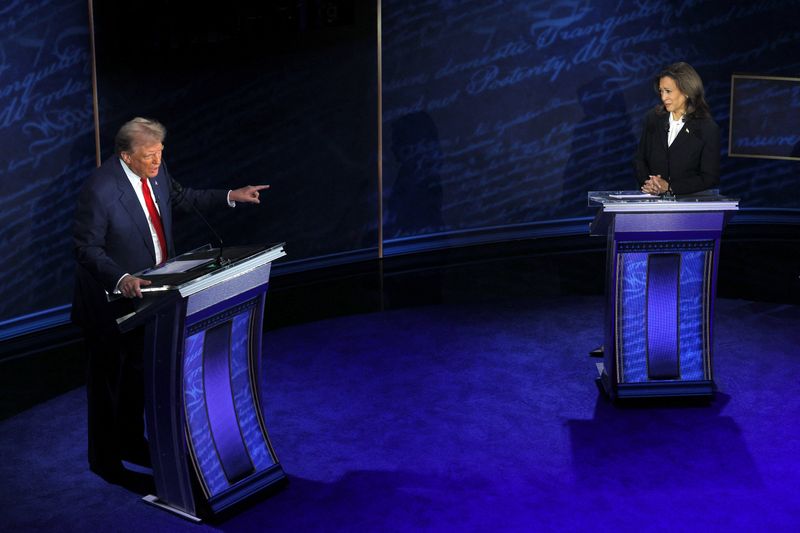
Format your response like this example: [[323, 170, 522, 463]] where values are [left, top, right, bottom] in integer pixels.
[[146, 258, 212, 275], [608, 193, 658, 199]]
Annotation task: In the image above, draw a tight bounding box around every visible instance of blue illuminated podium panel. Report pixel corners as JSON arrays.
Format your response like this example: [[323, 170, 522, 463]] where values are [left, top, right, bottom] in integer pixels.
[[589, 192, 738, 399], [117, 244, 287, 520]]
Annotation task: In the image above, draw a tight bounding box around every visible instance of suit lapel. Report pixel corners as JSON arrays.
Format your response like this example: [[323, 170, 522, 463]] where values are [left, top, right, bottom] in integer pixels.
[[150, 169, 172, 254], [113, 160, 157, 263], [670, 118, 693, 153], [664, 115, 697, 153]]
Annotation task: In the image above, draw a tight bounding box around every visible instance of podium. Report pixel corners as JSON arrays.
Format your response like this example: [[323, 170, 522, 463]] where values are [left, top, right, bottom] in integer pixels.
[[117, 243, 287, 520], [589, 192, 738, 399]]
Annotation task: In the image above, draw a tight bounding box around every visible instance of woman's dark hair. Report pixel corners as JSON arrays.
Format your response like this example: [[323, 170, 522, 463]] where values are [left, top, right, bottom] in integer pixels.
[[653, 62, 712, 119]]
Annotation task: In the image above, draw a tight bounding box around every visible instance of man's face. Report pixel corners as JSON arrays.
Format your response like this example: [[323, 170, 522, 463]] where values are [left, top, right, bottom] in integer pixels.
[[122, 140, 163, 179]]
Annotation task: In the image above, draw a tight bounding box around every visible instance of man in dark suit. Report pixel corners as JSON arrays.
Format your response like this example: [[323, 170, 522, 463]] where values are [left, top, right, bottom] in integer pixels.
[[72, 117, 267, 487]]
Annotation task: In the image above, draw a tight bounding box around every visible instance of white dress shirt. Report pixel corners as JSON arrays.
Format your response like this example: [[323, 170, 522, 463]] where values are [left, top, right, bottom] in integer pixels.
[[667, 115, 684, 147]]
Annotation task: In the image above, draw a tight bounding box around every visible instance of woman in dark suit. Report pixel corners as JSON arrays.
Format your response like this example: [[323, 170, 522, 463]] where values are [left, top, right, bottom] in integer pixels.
[[636, 62, 719, 196]]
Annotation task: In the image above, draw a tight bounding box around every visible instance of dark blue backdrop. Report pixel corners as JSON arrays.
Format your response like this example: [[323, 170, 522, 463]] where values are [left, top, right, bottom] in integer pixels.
[[1, 0, 799, 335], [0, 0, 95, 332], [381, 0, 800, 247]]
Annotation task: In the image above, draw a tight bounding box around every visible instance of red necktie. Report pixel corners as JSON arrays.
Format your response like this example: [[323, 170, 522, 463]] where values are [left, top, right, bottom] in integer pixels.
[[140, 177, 168, 263]]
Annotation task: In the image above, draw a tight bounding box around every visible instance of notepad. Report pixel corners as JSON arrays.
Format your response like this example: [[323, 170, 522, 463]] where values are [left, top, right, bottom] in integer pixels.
[[608, 193, 658, 199]]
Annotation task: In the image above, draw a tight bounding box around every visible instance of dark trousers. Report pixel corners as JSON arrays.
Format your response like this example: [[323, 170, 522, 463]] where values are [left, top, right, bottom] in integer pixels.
[[84, 325, 147, 478]]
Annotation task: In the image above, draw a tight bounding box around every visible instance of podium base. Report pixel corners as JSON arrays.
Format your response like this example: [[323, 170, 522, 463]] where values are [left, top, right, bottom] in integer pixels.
[[142, 495, 203, 523], [596, 363, 714, 399]]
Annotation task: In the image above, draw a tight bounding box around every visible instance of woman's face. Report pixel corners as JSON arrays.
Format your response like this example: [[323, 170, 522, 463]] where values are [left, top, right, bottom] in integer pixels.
[[658, 76, 688, 117]]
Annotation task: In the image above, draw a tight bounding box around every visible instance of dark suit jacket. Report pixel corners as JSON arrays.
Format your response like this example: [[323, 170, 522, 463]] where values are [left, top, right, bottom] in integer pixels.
[[71, 156, 228, 331], [634, 108, 720, 195]]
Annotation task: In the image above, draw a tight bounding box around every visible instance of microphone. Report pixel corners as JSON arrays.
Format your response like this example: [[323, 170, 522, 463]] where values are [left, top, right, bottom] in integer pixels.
[[170, 177, 230, 267]]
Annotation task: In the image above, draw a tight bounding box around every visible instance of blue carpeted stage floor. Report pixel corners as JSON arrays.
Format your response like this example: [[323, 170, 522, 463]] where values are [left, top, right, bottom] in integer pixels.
[[2, 295, 799, 531]]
